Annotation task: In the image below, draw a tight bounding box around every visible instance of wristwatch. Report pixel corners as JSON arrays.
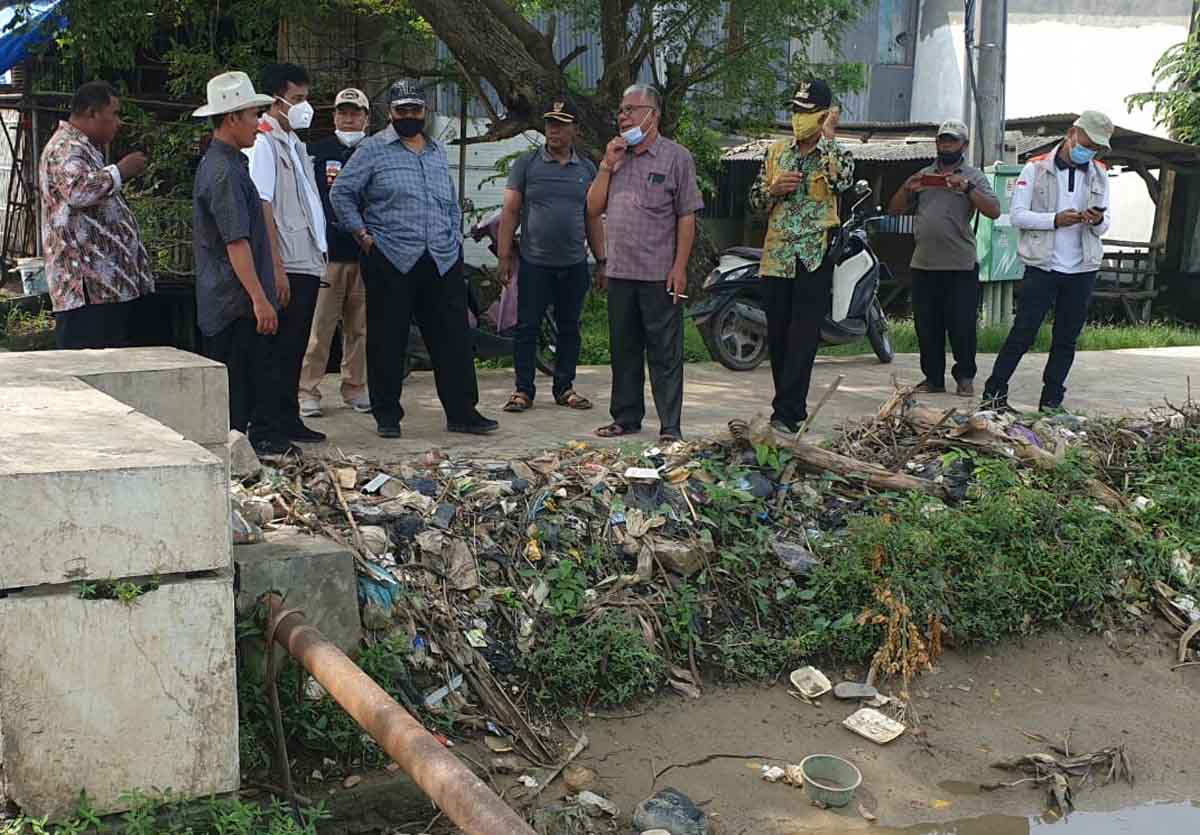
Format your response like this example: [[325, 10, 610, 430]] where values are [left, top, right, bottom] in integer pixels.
[[596, 258, 607, 265], [964, 182, 976, 194]]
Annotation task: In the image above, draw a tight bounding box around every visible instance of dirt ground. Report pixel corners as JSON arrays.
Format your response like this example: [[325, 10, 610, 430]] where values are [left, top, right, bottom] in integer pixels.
[[539, 627, 1200, 833]]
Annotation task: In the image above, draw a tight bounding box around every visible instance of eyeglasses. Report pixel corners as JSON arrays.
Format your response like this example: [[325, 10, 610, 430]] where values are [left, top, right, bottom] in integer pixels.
[[615, 104, 655, 118]]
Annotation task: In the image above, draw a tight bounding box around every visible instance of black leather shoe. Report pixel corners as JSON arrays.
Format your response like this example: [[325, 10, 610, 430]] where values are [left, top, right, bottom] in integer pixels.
[[288, 422, 327, 443], [447, 417, 499, 435], [914, 379, 946, 394], [377, 425, 402, 439], [252, 437, 301, 457]]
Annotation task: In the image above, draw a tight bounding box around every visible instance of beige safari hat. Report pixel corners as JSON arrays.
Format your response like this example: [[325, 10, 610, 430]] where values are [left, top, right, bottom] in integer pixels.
[[193, 71, 273, 118], [1073, 111, 1113, 150]]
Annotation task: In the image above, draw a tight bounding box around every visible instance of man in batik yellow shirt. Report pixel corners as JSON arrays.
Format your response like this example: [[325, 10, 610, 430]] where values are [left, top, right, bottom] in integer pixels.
[[748, 79, 853, 433]]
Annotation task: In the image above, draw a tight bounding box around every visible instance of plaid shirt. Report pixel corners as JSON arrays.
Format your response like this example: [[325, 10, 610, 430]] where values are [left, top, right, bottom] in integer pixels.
[[39, 121, 153, 312], [604, 136, 704, 282], [329, 125, 462, 276]]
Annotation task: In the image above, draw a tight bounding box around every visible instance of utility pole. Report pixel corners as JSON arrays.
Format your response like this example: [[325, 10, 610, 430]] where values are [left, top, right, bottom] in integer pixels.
[[962, 0, 1007, 167]]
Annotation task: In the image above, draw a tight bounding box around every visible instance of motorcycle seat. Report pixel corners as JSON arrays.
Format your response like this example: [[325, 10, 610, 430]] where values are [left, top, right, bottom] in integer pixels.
[[724, 246, 763, 260]]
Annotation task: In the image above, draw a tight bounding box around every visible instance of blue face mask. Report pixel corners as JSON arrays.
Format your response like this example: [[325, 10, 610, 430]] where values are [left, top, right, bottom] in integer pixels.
[[1070, 143, 1097, 166]]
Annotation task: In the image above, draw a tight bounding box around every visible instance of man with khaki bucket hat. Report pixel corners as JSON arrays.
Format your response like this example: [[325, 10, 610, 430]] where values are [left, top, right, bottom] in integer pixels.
[[983, 110, 1113, 414]]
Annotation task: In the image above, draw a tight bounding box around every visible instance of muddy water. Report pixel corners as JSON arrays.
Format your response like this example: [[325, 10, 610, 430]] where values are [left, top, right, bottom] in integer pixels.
[[875, 803, 1200, 834]]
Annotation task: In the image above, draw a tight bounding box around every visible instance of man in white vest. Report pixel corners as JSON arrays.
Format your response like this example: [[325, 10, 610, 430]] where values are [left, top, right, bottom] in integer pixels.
[[982, 111, 1112, 413]]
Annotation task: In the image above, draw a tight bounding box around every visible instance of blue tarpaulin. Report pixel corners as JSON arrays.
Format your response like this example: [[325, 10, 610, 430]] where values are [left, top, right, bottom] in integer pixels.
[[0, 1, 66, 79]]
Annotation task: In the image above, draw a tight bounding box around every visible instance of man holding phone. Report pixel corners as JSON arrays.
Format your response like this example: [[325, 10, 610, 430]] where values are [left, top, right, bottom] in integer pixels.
[[888, 119, 1000, 397], [982, 111, 1113, 413]]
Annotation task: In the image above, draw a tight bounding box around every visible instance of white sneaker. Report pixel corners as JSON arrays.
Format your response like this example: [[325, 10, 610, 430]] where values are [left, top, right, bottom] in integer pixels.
[[299, 399, 323, 418], [346, 394, 372, 413]]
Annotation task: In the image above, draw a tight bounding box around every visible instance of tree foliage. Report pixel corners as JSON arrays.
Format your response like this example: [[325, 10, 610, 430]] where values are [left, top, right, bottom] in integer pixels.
[[1126, 20, 1200, 144]]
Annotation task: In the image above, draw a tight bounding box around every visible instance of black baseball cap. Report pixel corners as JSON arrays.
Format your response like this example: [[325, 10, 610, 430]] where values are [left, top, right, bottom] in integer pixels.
[[543, 97, 579, 124], [389, 78, 426, 107], [791, 79, 833, 112]]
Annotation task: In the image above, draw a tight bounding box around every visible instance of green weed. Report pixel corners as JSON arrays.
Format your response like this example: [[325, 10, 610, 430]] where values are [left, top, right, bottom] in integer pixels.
[[529, 612, 667, 708]]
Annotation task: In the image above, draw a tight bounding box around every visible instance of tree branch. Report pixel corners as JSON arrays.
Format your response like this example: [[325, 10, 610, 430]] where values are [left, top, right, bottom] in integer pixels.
[[453, 58, 501, 125], [1131, 161, 1161, 204], [559, 44, 589, 71], [477, 0, 558, 71], [451, 117, 536, 146]]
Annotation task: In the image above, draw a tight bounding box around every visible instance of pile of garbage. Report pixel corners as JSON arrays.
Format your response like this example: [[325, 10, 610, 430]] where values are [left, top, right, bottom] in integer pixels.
[[227, 387, 1200, 765]]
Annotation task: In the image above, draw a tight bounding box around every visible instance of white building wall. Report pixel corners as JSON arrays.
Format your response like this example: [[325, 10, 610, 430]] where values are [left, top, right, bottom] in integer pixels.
[[911, 0, 1191, 242]]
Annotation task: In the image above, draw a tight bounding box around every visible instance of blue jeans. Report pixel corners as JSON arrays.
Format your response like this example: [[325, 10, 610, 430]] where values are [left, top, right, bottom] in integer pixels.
[[985, 266, 1097, 406], [514, 259, 591, 400]]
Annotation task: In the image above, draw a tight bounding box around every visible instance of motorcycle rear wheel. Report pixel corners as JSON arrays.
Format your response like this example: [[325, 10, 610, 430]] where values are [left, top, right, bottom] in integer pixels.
[[699, 296, 767, 371], [867, 299, 895, 364]]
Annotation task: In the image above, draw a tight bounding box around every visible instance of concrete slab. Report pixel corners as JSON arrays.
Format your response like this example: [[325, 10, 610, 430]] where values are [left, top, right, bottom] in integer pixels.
[[0, 378, 230, 590], [235, 530, 362, 654], [0, 347, 228, 445], [0, 574, 239, 819], [287, 347, 1200, 458]]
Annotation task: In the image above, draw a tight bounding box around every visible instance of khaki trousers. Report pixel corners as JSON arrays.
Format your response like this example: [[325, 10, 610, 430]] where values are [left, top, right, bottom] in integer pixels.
[[298, 260, 367, 403]]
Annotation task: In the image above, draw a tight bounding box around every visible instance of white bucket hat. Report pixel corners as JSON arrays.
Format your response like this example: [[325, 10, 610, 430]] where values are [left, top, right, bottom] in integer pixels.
[[193, 71, 274, 118]]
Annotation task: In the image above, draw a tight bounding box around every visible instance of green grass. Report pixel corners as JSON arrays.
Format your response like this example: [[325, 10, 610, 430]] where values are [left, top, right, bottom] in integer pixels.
[[820, 318, 1200, 357], [480, 290, 1200, 369]]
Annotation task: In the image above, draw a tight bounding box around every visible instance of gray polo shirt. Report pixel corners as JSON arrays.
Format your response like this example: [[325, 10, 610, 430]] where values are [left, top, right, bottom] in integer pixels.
[[506, 147, 596, 268], [193, 139, 277, 337], [910, 162, 996, 271]]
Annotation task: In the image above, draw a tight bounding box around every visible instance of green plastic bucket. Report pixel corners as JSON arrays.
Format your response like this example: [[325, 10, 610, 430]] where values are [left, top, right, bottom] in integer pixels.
[[800, 754, 862, 808]]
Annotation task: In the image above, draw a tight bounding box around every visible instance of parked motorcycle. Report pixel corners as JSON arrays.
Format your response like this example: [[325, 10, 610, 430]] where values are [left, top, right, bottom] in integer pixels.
[[689, 180, 895, 371], [395, 212, 558, 379]]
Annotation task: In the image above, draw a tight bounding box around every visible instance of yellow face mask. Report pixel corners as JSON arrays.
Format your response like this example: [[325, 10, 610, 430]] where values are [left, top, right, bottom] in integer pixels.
[[792, 110, 826, 142]]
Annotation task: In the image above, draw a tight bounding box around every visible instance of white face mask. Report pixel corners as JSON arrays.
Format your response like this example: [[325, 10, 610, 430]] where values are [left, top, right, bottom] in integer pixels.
[[279, 97, 313, 130], [336, 130, 365, 147], [620, 109, 653, 146]]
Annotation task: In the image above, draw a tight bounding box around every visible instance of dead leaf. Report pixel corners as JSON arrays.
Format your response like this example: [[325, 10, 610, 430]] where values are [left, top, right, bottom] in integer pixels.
[[669, 678, 702, 699], [858, 803, 878, 823], [342, 775, 362, 789], [509, 460, 536, 482], [335, 467, 358, 489], [485, 735, 513, 753]]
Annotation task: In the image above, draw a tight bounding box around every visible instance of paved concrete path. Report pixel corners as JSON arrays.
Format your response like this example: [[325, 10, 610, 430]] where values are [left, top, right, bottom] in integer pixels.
[[296, 347, 1200, 460]]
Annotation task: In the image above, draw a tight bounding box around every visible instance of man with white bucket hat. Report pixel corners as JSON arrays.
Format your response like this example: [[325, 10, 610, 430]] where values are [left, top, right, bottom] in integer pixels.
[[192, 71, 297, 457]]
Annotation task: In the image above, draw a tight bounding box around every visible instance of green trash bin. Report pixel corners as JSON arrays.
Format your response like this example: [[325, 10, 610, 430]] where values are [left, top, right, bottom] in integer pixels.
[[976, 163, 1025, 325]]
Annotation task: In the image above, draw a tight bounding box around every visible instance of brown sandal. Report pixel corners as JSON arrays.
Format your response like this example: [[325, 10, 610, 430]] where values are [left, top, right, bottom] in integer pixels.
[[503, 392, 532, 412], [555, 389, 593, 410], [595, 422, 640, 438]]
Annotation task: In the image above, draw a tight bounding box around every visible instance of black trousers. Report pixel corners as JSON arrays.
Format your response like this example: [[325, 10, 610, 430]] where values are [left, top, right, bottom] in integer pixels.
[[607, 277, 684, 434], [764, 263, 833, 427], [910, 266, 980, 386], [273, 273, 321, 428], [514, 259, 590, 400], [362, 249, 479, 427], [203, 316, 285, 443], [986, 266, 1097, 407], [54, 299, 136, 349]]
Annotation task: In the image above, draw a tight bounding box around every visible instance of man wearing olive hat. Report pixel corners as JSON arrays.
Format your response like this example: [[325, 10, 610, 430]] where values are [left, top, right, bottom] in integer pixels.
[[498, 97, 605, 414], [748, 78, 854, 434], [983, 110, 1113, 413], [888, 118, 1000, 397]]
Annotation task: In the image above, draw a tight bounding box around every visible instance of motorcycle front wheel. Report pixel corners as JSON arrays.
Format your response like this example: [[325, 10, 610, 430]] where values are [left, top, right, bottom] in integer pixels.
[[536, 312, 558, 376], [867, 299, 895, 364], [699, 296, 768, 371]]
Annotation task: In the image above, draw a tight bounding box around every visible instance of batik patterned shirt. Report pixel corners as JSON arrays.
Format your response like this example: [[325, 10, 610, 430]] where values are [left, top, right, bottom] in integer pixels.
[[39, 121, 153, 312], [748, 137, 854, 277]]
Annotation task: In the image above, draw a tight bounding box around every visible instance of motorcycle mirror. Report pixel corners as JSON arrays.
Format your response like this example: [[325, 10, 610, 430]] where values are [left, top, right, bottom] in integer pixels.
[[854, 179, 871, 197]]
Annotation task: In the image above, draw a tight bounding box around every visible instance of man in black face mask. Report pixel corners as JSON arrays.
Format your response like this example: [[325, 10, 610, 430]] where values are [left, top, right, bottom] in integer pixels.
[[331, 78, 498, 439], [888, 119, 1000, 397]]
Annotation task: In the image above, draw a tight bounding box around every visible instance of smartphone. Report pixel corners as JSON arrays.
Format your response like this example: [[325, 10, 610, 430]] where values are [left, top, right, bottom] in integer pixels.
[[920, 173, 948, 188], [1090, 206, 1107, 213]]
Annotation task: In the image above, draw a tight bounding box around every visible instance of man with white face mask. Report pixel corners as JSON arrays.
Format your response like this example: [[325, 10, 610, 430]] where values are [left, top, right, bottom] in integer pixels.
[[586, 83, 703, 443], [299, 87, 372, 418], [249, 62, 329, 444]]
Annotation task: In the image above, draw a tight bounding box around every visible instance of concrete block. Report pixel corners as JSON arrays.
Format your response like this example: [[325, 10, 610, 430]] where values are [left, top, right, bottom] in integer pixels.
[[204, 441, 231, 482], [0, 347, 229, 446], [0, 574, 239, 818], [0, 379, 230, 590], [235, 530, 362, 653]]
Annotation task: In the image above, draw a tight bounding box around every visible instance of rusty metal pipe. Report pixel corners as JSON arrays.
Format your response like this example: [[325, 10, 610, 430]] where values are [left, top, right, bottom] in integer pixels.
[[265, 594, 537, 835]]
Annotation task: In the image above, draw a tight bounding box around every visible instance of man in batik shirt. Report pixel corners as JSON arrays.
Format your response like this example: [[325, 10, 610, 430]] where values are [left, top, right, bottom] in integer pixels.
[[40, 81, 154, 348], [748, 79, 853, 433]]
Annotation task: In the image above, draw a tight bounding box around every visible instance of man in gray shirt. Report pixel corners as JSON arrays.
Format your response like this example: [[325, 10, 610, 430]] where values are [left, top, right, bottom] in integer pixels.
[[497, 97, 605, 413], [888, 119, 1000, 396]]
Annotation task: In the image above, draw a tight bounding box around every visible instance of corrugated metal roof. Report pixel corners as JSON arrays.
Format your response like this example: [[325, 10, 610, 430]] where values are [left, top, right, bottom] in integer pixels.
[[722, 134, 1058, 164]]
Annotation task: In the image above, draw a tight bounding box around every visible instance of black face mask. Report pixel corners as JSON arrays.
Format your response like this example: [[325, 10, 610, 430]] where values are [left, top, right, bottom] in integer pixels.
[[937, 149, 964, 166], [393, 117, 423, 138]]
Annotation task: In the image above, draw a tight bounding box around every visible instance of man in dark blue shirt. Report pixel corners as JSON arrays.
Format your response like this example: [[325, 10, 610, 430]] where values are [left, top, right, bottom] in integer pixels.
[[192, 71, 295, 456], [497, 97, 604, 414]]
